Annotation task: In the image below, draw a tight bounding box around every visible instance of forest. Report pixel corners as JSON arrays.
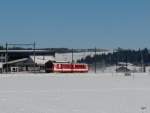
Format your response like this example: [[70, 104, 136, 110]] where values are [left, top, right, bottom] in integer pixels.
[[78, 48, 150, 66]]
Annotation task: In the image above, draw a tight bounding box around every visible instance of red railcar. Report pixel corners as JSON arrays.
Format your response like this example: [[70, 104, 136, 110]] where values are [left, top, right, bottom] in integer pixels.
[[45, 61, 88, 73]]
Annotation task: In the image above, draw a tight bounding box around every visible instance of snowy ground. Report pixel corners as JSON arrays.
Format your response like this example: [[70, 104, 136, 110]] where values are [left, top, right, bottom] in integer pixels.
[[0, 73, 150, 113]]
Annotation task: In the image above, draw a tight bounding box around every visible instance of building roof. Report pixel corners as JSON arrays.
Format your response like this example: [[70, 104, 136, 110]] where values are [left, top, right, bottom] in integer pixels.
[[0, 55, 55, 67], [118, 62, 133, 66], [30, 56, 55, 65], [6, 58, 29, 65]]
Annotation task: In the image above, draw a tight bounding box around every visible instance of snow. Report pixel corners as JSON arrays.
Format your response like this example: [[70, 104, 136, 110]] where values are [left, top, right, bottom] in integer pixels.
[[30, 56, 55, 65], [55, 51, 112, 62], [0, 73, 150, 113], [29, 51, 112, 64]]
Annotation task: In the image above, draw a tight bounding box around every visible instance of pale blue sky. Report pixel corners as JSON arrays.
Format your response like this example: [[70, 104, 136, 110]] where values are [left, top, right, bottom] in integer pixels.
[[0, 0, 150, 49]]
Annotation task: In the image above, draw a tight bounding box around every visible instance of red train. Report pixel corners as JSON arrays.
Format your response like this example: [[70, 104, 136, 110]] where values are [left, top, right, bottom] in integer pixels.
[[45, 61, 89, 73]]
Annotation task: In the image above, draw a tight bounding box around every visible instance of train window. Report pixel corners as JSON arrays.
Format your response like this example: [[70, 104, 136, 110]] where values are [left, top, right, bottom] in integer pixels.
[[56, 64, 59, 69], [75, 65, 86, 69], [61, 64, 72, 69]]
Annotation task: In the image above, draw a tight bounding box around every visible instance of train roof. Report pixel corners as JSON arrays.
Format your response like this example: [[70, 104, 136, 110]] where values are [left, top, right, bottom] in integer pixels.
[[53, 62, 88, 65]]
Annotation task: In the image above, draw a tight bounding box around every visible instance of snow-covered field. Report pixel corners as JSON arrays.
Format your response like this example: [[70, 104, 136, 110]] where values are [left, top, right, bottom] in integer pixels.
[[0, 73, 150, 113]]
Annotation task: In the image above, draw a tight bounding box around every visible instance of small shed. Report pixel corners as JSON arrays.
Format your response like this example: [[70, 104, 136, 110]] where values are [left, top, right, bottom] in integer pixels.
[[116, 66, 131, 72]]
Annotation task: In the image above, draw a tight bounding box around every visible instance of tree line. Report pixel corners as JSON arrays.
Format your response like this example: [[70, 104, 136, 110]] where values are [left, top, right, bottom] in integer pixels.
[[78, 48, 150, 66]]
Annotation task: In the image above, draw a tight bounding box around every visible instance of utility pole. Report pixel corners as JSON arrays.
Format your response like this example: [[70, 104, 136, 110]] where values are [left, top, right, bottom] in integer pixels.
[[33, 42, 36, 73], [71, 48, 74, 73], [94, 47, 97, 73], [140, 49, 144, 72], [126, 55, 128, 72], [5, 42, 8, 73], [115, 50, 118, 72], [72, 48, 74, 63]]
